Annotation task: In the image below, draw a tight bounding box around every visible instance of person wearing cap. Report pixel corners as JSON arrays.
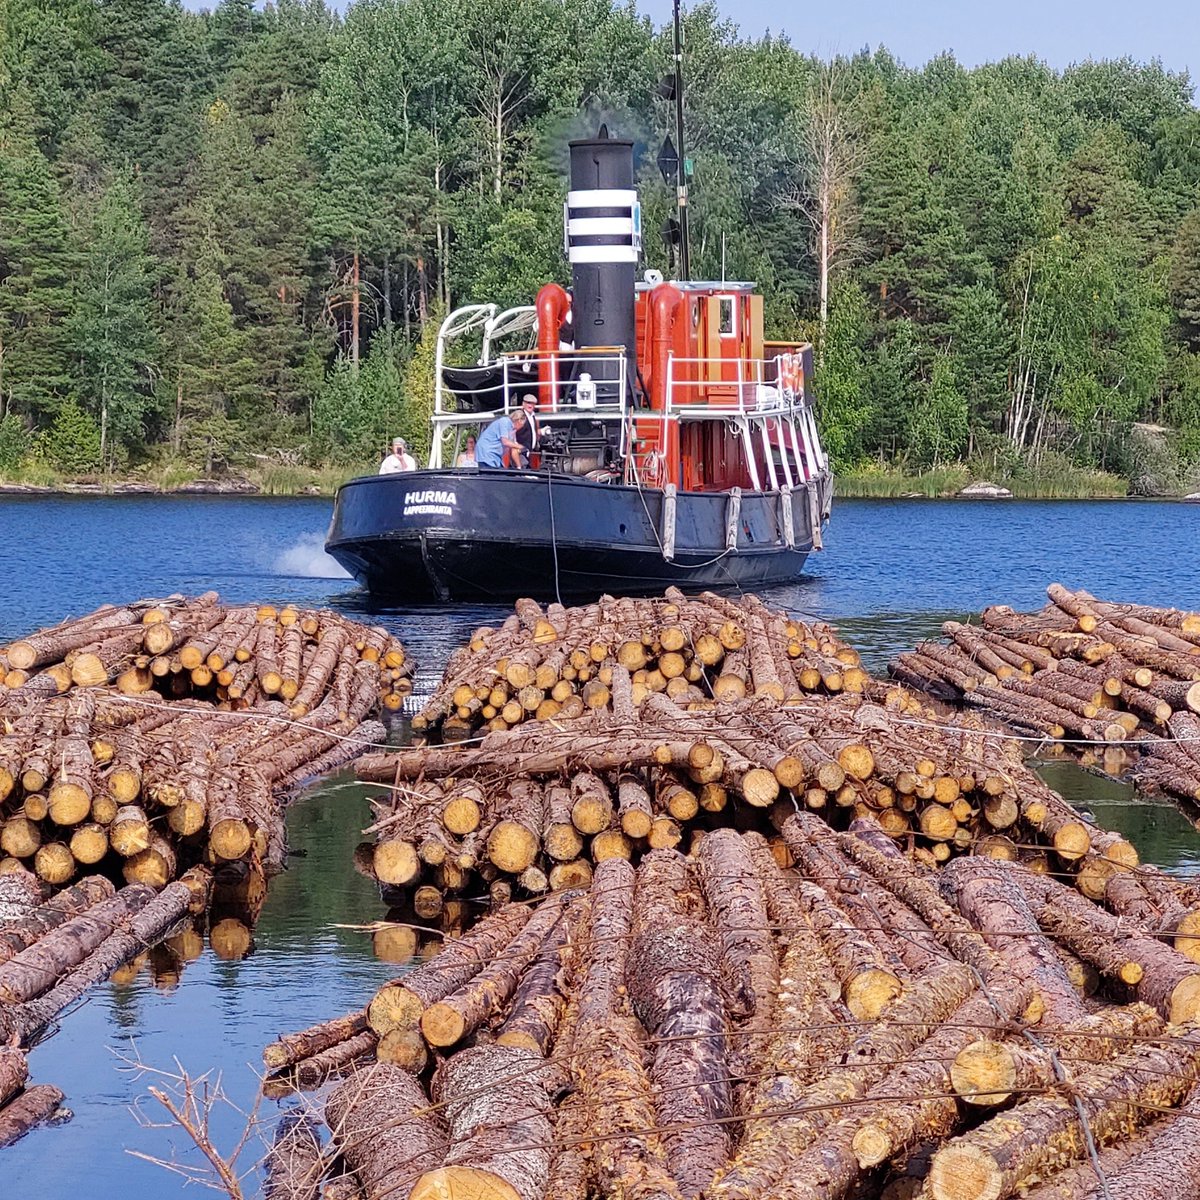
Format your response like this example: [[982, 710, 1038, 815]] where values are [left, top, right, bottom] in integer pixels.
[[476, 409, 528, 469], [379, 437, 417, 474], [515, 393, 539, 459]]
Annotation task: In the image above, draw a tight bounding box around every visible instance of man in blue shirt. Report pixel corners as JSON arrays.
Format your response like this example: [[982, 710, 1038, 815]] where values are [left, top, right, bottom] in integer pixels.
[[475, 409, 528, 468]]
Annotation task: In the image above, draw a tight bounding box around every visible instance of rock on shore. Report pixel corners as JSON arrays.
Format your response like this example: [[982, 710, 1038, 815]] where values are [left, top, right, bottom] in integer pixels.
[[958, 480, 1013, 499]]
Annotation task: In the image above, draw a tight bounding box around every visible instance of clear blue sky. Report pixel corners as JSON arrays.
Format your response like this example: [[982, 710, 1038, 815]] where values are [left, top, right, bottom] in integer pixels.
[[183, 0, 1198, 83]]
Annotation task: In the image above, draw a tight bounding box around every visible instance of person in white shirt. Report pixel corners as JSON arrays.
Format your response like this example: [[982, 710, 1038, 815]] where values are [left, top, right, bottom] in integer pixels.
[[379, 437, 417, 474]]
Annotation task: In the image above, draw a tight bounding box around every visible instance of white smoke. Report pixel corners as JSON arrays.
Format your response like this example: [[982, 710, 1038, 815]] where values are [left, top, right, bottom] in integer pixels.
[[275, 533, 351, 579]]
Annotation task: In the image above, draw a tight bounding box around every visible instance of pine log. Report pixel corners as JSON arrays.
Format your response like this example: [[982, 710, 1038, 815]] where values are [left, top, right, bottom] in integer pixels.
[[14, 868, 211, 1040], [948, 1002, 1164, 1108], [836, 832, 1000, 977], [709, 959, 977, 1200], [545, 1087, 589, 1200], [0, 1083, 66, 1148], [0, 884, 155, 1004], [0, 876, 115, 965], [366, 903, 531, 1035], [564, 853, 681, 1199], [496, 898, 579, 1054], [1022, 1079, 1200, 1200], [1022, 871, 1200, 1023], [845, 982, 1037, 1178], [321, 1173, 364, 1200], [0, 1046, 28, 1108], [421, 891, 569, 1048], [264, 1011, 368, 1073], [264, 1110, 325, 1200], [927, 1024, 1200, 1200], [939, 857, 1086, 1026], [697, 829, 778, 1056], [622, 852, 728, 1195], [487, 779, 545, 873], [617, 774, 654, 840], [325, 1064, 447, 1200], [719, 836, 854, 1197], [5, 605, 136, 670], [295, 1032, 379, 1087], [410, 1043, 554, 1200]]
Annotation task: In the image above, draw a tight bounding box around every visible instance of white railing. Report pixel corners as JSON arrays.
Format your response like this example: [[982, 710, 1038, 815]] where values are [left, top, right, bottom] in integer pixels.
[[430, 348, 630, 468], [434, 348, 629, 417], [664, 352, 812, 417]]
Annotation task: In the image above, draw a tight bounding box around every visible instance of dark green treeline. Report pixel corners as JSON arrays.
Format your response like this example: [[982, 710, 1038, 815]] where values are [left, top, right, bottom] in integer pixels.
[[1, 0, 1199, 488]]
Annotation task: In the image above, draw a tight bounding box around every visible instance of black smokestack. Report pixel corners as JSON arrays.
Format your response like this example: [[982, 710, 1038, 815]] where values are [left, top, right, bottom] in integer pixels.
[[567, 125, 639, 403]]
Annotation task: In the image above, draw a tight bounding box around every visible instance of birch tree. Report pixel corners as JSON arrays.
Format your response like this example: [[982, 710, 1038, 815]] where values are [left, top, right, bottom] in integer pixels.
[[788, 61, 867, 346]]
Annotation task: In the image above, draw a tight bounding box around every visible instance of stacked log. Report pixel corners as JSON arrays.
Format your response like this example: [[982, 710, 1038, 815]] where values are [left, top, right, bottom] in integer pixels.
[[889, 583, 1200, 805], [355, 689, 1151, 903], [0, 597, 405, 890], [262, 824, 1200, 1200], [0, 594, 412, 711], [413, 588, 871, 739]]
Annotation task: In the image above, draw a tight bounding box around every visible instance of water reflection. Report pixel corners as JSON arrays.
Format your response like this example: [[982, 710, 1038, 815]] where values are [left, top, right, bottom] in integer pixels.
[[1035, 757, 1200, 880]]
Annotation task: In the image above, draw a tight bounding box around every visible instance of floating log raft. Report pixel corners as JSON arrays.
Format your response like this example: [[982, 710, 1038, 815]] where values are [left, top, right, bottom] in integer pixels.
[[0, 596, 408, 893], [889, 584, 1200, 808], [263, 824, 1200, 1200], [356, 676, 1163, 908], [412, 588, 870, 740]]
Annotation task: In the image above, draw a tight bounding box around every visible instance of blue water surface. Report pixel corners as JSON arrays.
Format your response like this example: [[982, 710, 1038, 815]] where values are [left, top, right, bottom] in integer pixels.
[[0, 493, 1197, 1197]]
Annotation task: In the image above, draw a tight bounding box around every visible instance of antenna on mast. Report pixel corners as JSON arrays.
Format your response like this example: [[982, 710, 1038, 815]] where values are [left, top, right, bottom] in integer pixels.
[[656, 0, 691, 280], [672, 0, 690, 281]]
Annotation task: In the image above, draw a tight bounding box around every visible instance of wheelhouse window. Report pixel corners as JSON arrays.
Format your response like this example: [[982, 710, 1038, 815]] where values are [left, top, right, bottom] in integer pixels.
[[718, 295, 736, 336]]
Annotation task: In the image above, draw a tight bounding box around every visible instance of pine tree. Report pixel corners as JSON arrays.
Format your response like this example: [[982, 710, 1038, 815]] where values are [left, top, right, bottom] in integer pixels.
[[68, 168, 159, 467], [165, 244, 257, 471], [1169, 209, 1200, 352], [0, 89, 75, 424]]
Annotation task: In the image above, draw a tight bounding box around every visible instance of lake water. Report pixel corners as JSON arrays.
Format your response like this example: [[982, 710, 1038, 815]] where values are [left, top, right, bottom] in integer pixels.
[[1, 493, 1198, 1198]]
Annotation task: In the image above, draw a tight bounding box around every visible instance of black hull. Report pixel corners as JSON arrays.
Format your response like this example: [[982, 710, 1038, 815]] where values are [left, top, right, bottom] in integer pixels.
[[325, 469, 830, 603]]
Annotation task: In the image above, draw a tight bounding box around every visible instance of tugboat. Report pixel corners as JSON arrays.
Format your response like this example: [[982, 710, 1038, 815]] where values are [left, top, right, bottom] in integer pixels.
[[326, 131, 832, 602]]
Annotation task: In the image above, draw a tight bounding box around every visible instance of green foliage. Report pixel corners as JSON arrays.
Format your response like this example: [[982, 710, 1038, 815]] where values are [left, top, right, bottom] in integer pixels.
[[1169, 209, 1200, 351], [0, 412, 31, 472], [813, 281, 869, 465], [909, 355, 968, 466], [0, 89, 75, 421], [45, 396, 101, 473], [68, 168, 159, 466], [0, 0, 1195, 490], [312, 340, 405, 467], [399, 306, 441, 464]]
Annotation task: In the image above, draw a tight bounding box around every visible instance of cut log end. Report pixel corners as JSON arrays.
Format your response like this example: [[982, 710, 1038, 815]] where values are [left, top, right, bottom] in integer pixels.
[[1169, 974, 1200, 1024], [949, 1039, 1017, 1107], [367, 983, 426, 1036], [420, 1002, 467, 1048], [851, 1124, 896, 1170], [409, 1167, 522, 1200], [845, 968, 904, 1020], [928, 1143, 1002, 1200]]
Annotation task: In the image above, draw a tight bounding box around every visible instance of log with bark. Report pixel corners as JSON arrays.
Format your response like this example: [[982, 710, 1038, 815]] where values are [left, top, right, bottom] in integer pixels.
[[325, 1063, 446, 1200], [0, 1083, 67, 1148], [408, 1043, 554, 1200]]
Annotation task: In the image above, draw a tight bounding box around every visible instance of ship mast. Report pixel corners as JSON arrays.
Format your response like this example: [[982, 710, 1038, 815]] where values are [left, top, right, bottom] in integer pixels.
[[672, 0, 691, 281]]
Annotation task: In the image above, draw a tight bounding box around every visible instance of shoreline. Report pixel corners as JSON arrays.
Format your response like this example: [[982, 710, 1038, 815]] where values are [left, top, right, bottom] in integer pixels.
[[1, 475, 1197, 502]]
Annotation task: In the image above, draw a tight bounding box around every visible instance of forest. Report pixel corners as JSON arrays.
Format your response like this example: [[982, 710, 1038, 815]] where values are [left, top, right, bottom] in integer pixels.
[[2, 0, 1200, 494]]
